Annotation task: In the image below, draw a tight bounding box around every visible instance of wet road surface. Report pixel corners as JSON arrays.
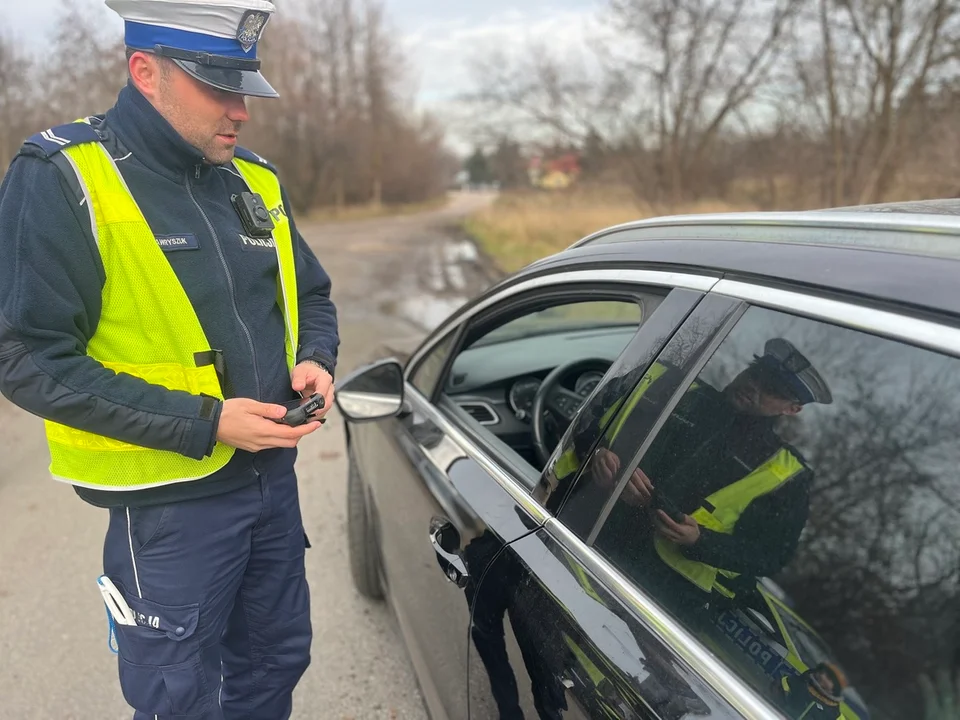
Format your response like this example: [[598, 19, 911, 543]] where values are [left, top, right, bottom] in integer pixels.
[[0, 191, 498, 719]]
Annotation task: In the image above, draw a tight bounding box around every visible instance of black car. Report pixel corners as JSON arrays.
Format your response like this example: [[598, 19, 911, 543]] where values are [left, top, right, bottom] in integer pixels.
[[333, 201, 960, 720]]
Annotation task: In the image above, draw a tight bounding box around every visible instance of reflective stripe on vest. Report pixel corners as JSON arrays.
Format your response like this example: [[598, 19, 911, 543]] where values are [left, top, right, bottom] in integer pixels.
[[232, 158, 300, 373], [654, 447, 804, 597], [43, 136, 298, 491]]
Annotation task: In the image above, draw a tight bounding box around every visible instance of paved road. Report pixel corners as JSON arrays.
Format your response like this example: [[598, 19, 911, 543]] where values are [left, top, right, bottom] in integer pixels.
[[0, 191, 498, 719]]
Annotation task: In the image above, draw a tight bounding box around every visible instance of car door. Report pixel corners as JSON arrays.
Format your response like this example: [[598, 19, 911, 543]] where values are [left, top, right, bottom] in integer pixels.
[[372, 395, 544, 719], [358, 268, 716, 720], [466, 292, 749, 720], [344, 323, 487, 719], [480, 277, 960, 720]]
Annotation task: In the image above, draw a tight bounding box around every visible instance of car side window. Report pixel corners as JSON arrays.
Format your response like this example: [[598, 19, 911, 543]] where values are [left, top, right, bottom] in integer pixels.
[[544, 291, 741, 533], [436, 290, 666, 480], [409, 330, 458, 398], [589, 304, 960, 720]]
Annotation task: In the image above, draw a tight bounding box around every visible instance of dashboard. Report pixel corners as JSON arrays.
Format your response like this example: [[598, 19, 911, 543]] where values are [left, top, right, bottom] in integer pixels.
[[444, 325, 636, 461], [506, 371, 604, 419]]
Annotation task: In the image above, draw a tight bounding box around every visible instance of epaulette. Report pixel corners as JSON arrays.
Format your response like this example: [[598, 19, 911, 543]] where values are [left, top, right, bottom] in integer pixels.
[[234, 146, 278, 174], [22, 118, 103, 158]]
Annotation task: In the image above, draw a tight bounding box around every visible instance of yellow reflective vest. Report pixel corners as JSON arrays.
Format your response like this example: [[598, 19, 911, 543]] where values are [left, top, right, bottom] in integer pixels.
[[42, 128, 299, 491], [552, 360, 806, 598], [654, 447, 804, 597]]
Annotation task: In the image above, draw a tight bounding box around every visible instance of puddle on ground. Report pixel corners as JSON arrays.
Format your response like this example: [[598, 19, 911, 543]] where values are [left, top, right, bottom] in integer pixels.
[[398, 295, 470, 332], [397, 238, 494, 332]]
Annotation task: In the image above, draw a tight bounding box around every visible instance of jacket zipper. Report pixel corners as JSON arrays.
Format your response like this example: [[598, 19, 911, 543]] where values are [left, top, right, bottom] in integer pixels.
[[186, 164, 262, 398]]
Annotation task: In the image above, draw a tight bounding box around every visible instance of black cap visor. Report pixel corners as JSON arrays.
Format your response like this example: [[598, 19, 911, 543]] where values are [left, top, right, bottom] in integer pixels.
[[171, 58, 278, 98]]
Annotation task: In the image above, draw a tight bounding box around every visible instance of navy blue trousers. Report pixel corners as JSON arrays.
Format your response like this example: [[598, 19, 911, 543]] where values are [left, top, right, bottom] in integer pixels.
[[102, 450, 312, 719]]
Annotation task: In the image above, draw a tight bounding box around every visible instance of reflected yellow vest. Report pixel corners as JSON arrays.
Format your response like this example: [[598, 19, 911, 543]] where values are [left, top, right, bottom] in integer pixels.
[[552, 361, 670, 480], [43, 135, 299, 491], [655, 447, 804, 598], [552, 358, 805, 599]]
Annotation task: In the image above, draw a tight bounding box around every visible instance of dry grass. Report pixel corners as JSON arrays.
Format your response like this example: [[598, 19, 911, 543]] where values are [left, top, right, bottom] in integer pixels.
[[465, 186, 755, 273]]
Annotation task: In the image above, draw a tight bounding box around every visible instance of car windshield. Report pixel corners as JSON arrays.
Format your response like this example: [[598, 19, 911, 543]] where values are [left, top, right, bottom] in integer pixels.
[[470, 301, 644, 349]]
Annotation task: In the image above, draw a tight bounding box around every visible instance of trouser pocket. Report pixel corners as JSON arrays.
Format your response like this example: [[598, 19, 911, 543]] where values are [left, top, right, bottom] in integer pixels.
[[111, 582, 208, 717]]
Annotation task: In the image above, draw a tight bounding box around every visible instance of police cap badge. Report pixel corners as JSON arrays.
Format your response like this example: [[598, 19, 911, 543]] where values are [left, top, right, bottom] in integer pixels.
[[237, 10, 269, 52]]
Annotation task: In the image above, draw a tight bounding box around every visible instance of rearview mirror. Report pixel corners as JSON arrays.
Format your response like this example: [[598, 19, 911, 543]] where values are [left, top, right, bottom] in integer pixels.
[[334, 358, 405, 422]]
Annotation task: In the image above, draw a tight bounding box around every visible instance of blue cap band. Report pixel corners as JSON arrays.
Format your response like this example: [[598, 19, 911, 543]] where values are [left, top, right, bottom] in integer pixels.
[[755, 355, 815, 404], [124, 21, 258, 60]]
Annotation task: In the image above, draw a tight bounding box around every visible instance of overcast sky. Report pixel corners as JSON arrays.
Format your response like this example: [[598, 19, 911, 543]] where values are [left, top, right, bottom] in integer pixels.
[[8, 0, 605, 149]]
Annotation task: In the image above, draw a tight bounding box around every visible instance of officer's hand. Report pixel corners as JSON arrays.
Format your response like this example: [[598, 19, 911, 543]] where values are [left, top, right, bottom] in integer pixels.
[[591, 448, 620, 488], [216, 398, 322, 452], [291, 362, 334, 419], [621, 468, 654, 507], [654, 511, 701, 546]]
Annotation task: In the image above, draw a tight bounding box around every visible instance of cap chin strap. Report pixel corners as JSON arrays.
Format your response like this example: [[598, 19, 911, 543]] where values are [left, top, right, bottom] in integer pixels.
[[151, 44, 262, 71]]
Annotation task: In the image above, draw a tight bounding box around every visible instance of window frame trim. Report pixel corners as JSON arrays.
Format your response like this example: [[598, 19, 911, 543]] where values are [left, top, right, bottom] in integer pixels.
[[408, 327, 461, 399], [394, 269, 960, 720], [713, 278, 960, 359], [403, 268, 721, 387], [421, 281, 682, 499]]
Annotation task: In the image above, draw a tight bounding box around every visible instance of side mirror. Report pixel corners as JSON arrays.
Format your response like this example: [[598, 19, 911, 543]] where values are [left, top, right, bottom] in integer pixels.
[[334, 358, 405, 422]]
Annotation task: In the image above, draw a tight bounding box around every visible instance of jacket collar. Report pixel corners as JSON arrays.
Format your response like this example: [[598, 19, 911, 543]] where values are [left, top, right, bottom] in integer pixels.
[[103, 82, 219, 184]]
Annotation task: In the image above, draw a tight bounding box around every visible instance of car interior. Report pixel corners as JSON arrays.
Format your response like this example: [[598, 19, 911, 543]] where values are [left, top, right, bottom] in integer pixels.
[[435, 291, 662, 479]]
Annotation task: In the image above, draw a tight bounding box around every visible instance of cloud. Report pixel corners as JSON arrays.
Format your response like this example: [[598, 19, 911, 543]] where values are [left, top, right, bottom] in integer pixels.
[[396, 3, 609, 153], [400, 4, 604, 106]]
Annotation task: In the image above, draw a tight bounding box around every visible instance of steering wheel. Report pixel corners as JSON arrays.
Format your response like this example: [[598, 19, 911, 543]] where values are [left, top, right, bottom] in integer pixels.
[[531, 357, 613, 467]]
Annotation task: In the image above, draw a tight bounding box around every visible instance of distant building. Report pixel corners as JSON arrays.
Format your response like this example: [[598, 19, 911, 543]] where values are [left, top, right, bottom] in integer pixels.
[[527, 152, 581, 190]]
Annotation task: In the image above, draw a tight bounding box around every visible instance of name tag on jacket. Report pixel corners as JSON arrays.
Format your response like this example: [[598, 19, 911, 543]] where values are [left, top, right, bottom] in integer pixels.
[[156, 234, 200, 252]]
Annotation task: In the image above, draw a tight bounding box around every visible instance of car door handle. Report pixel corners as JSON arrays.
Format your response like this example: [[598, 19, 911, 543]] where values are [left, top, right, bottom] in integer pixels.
[[429, 518, 469, 588]]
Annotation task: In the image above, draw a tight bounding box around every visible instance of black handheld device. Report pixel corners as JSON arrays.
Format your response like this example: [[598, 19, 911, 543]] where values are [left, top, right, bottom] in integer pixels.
[[651, 490, 686, 524], [275, 393, 326, 426], [231, 192, 275, 238]]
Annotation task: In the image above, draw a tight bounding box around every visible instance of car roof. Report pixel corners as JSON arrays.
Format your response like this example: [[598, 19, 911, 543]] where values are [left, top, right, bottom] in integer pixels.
[[517, 200, 960, 323]]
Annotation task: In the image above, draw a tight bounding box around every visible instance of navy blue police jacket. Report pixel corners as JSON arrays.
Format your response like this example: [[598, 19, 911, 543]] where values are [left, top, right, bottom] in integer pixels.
[[0, 83, 340, 508]]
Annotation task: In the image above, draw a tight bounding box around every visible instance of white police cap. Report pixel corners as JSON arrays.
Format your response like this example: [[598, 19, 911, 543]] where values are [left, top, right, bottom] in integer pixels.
[[105, 0, 279, 98], [754, 337, 833, 405]]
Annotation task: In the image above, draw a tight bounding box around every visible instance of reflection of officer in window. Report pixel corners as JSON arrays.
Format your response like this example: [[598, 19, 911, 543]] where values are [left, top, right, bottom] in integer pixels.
[[774, 663, 847, 719], [598, 338, 833, 609]]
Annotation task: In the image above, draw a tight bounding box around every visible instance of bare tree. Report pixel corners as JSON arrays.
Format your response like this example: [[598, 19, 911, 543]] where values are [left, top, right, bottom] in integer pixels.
[[41, 0, 127, 123], [604, 0, 804, 203], [458, 0, 960, 210], [0, 36, 36, 172], [237, 0, 455, 212], [462, 42, 630, 152], [786, 0, 960, 205], [0, 0, 455, 215], [842, 0, 960, 203]]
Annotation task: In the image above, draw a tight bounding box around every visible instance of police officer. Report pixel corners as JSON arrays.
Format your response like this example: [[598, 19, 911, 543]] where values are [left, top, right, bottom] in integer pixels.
[[0, 2, 339, 718], [586, 338, 832, 614]]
